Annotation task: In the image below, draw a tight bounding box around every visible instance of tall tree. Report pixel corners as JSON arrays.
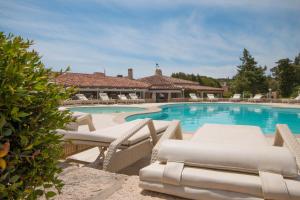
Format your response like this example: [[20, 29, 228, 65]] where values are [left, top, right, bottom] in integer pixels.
[[171, 72, 221, 88], [232, 49, 268, 94], [294, 53, 300, 65], [294, 53, 300, 85], [271, 58, 296, 97]]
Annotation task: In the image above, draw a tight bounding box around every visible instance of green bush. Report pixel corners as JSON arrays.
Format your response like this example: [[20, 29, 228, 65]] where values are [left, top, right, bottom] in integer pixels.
[[0, 33, 74, 199], [291, 85, 300, 98], [242, 91, 252, 98], [222, 91, 233, 98]]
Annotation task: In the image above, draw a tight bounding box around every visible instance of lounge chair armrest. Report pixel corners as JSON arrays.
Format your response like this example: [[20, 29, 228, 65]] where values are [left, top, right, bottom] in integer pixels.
[[273, 124, 300, 168], [103, 118, 154, 170], [75, 114, 96, 131], [151, 120, 182, 163]]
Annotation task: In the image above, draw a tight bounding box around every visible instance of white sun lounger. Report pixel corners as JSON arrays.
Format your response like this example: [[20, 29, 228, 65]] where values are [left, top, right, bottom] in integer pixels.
[[99, 93, 115, 104], [118, 94, 135, 104], [291, 94, 300, 103], [62, 99, 83, 105], [189, 93, 202, 102], [140, 123, 300, 200], [58, 119, 181, 172], [75, 94, 98, 104], [248, 94, 263, 102], [129, 93, 145, 103], [230, 93, 241, 102], [282, 94, 300, 104], [207, 93, 218, 102]]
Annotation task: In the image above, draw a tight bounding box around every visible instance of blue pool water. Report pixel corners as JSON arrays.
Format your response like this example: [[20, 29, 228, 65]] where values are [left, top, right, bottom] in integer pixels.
[[126, 103, 300, 134], [69, 106, 145, 114]]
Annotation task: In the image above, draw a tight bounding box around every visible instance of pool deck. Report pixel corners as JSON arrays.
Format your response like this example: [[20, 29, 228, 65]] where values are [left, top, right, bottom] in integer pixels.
[[56, 102, 300, 200], [65, 101, 300, 163]]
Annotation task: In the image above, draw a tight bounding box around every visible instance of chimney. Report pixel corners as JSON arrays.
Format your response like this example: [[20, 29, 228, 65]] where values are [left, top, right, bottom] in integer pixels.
[[155, 63, 162, 76], [128, 68, 133, 79], [93, 72, 105, 77]]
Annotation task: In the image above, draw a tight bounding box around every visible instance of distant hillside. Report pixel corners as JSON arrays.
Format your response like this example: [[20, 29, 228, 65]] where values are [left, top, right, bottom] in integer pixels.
[[171, 72, 221, 88]]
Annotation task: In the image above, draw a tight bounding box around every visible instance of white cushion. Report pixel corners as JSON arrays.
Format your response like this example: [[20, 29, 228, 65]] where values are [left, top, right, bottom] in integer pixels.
[[59, 120, 170, 146], [207, 94, 215, 99], [157, 140, 298, 178], [189, 93, 198, 99], [129, 93, 138, 100], [140, 162, 263, 197], [140, 162, 300, 199], [191, 124, 268, 146], [117, 94, 127, 100], [75, 94, 88, 100], [232, 94, 241, 99], [99, 93, 110, 101]]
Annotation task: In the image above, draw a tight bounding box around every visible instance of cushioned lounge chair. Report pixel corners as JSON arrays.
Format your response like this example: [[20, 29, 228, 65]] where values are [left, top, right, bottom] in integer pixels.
[[230, 94, 241, 102], [207, 94, 219, 102], [99, 93, 115, 104], [140, 123, 300, 200], [248, 94, 263, 102], [129, 93, 145, 103], [62, 99, 82, 105], [75, 94, 96, 104], [189, 93, 202, 102], [118, 94, 135, 104], [282, 94, 300, 104], [58, 119, 181, 172], [291, 94, 300, 103]]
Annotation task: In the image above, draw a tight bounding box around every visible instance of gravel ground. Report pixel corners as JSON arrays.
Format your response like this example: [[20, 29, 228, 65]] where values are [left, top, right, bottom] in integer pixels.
[[50, 164, 185, 200]]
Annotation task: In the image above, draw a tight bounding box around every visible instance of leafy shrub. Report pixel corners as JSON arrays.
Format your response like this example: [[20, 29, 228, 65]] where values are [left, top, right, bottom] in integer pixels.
[[0, 33, 73, 199], [242, 91, 252, 98], [222, 91, 233, 98], [291, 85, 300, 98]]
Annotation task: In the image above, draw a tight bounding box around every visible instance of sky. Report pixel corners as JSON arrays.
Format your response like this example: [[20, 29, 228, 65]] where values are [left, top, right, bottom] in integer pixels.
[[1, 0, 300, 78]]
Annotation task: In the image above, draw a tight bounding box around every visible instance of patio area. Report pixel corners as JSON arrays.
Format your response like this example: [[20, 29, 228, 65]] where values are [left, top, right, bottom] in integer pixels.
[[55, 102, 300, 200]]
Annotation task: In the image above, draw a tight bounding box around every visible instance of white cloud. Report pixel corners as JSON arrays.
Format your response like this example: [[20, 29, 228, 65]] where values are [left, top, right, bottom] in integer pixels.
[[88, 0, 300, 11], [1, 0, 299, 78]]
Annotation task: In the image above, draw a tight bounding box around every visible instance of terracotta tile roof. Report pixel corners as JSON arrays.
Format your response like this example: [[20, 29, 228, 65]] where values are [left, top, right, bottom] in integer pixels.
[[138, 75, 181, 90], [163, 76, 199, 85], [149, 85, 181, 90], [139, 75, 223, 91], [55, 72, 149, 89], [55, 71, 223, 92]]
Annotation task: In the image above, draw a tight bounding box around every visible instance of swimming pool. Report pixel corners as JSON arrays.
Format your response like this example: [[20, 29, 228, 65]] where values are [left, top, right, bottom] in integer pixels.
[[69, 106, 146, 114], [126, 103, 300, 134]]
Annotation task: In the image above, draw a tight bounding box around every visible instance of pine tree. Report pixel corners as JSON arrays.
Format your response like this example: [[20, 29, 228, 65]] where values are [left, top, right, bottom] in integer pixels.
[[271, 58, 296, 97], [294, 53, 300, 65], [232, 49, 268, 94]]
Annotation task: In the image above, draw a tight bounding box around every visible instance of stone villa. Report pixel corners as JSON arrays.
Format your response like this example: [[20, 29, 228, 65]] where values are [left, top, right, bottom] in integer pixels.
[[55, 67, 224, 102]]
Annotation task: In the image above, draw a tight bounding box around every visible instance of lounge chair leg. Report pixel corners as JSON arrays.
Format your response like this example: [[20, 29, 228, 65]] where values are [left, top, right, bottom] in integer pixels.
[[90, 146, 107, 169]]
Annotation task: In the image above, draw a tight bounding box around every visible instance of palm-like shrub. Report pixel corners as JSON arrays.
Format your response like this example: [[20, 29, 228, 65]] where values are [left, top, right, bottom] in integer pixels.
[[0, 32, 73, 199]]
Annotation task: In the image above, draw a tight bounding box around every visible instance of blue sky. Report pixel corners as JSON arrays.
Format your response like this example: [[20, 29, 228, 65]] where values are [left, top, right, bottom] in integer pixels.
[[1, 0, 300, 78]]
